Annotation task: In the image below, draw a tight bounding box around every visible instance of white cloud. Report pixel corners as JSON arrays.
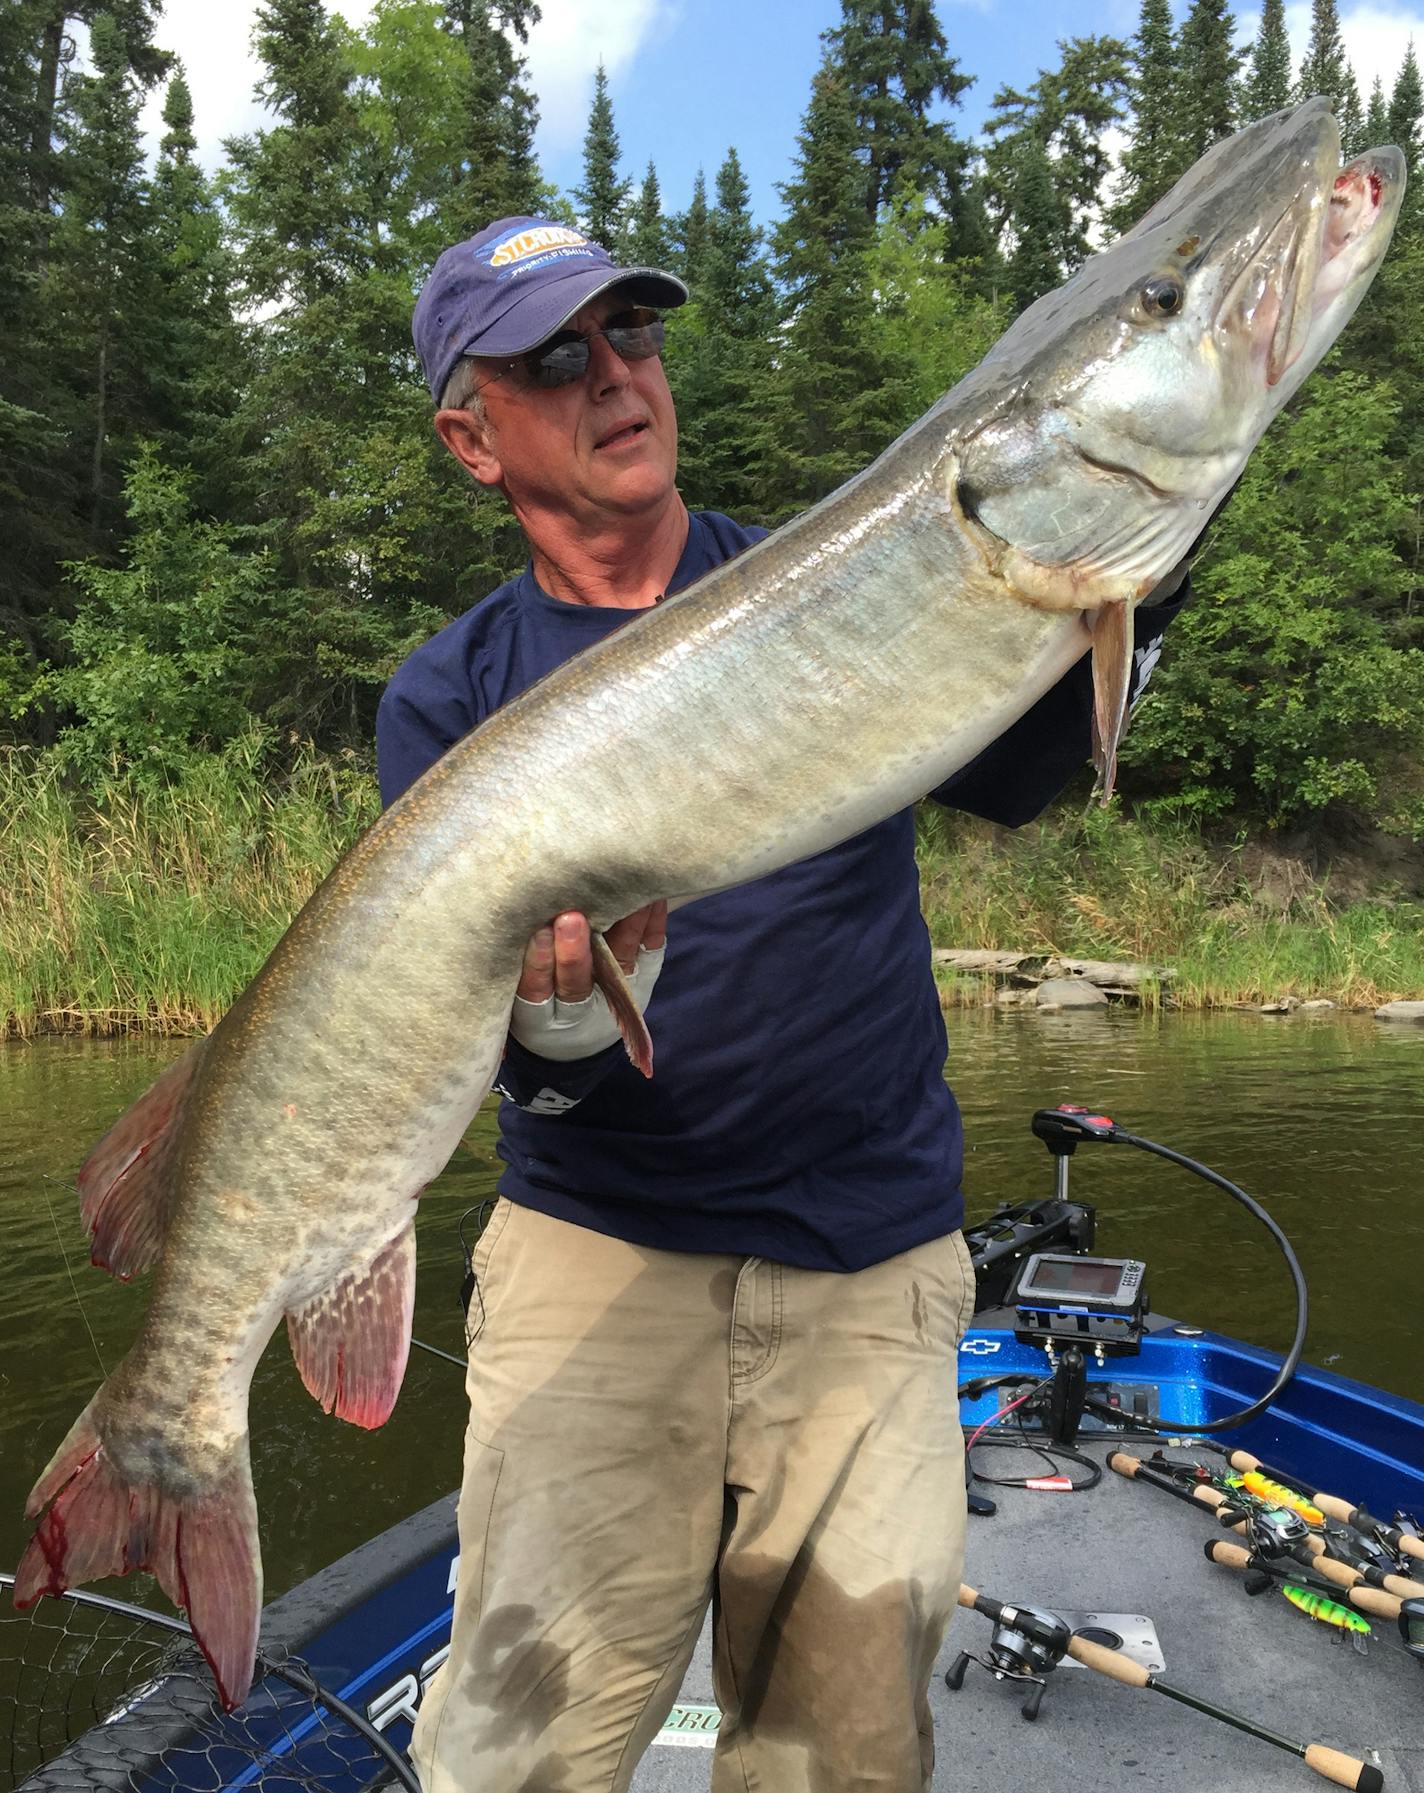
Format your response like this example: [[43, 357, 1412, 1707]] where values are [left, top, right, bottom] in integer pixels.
[[523, 0, 671, 157], [121, 0, 665, 174]]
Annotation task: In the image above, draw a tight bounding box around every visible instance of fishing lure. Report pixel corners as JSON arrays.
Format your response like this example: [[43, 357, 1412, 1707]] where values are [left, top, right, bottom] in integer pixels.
[[1282, 1584, 1371, 1634], [1231, 1472, 1325, 1527]]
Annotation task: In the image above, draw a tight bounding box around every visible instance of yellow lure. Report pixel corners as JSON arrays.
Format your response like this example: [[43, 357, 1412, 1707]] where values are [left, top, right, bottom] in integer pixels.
[[1236, 1472, 1325, 1526], [1282, 1584, 1371, 1634]]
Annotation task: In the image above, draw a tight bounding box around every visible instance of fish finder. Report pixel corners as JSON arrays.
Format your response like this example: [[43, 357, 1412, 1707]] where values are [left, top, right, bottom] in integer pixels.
[[1010, 1252, 1148, 1356]]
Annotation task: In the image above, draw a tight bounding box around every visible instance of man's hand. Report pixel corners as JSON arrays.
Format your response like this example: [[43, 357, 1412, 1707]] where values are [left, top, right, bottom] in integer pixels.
[[509, 903, 668, 1064], [516, 903, 668, 1002]]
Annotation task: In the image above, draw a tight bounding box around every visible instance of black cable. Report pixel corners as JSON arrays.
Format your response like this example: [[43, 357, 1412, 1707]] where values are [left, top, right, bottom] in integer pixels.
[[1079, 1128, 1309, 1435]]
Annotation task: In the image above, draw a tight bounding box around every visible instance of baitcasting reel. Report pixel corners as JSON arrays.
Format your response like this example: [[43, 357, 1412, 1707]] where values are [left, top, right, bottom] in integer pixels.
[[944, 1599, 1073, 1720]]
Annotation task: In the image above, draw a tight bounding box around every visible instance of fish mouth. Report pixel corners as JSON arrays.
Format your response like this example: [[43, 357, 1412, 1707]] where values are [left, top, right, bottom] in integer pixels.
[[1221, 142, 1401, 391]]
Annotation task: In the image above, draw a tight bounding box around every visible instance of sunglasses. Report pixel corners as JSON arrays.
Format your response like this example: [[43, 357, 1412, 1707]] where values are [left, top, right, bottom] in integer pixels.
[[483, 307, 666, 392]]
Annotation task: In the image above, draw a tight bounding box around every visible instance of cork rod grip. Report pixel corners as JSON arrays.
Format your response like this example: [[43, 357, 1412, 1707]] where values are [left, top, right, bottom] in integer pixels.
[[1302, 1744, 1383, 1792], [1206, 1539, 1252, 1570], [1065, 1633, 1152, 1686]]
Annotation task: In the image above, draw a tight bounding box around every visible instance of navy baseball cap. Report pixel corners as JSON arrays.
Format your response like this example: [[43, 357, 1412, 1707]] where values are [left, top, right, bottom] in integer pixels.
[[413, 217, 688, 403]]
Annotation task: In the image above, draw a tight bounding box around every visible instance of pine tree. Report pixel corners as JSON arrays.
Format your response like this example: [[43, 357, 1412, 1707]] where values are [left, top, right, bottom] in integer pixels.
[[628, 160, 669, 267], [147, 68, 241, 505], [674, 168, 710, 289], [666, 148, 778, 516], [1172, 0, 1241, 165], [1296, 0, 1363, 153], [1364, 76, 1389, 148], [1005, 136, 1062, 306], [439, 0, 542, 236], [1240, 0, 1292, 123], [1111, 0, 1179, 231], [573, 62, 630, 250], [825, 0, 974, 221], [226, 0, 363, 309], [770, 58, 910, 506], [48, 8, 155, 535], [1388, 44, 1423, 180], [984, 37, 1130, 281]]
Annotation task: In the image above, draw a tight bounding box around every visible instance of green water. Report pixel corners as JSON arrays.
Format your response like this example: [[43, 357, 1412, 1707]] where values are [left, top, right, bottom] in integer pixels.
[[1, 1011, 1420, 1605]]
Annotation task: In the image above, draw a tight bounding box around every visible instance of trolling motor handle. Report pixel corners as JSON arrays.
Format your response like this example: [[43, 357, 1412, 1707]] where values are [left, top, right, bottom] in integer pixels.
[[1032, 1105, 1121, 1155]]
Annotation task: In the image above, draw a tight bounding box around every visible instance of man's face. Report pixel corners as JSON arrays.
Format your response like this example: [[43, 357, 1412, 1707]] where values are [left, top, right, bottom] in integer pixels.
[[444, 292, 680, 526]]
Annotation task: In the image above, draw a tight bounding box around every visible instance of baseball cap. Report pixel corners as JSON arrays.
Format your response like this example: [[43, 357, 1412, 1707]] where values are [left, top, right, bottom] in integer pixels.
[[413, 217, 689, 403]]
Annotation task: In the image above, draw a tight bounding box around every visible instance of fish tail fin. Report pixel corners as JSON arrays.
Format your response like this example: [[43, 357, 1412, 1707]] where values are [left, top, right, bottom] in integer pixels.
[[14, 1394, 261, 1711], [79, 1042, 206, 1280], [591, 932, 654, 1077]]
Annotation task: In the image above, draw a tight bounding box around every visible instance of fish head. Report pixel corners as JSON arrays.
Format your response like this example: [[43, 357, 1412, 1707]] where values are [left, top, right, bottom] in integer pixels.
[[950, 97, 1405, 615]]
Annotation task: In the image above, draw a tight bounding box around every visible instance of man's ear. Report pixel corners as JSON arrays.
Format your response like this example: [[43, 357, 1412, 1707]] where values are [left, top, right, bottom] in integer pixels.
[[435, 407, 503, 488]]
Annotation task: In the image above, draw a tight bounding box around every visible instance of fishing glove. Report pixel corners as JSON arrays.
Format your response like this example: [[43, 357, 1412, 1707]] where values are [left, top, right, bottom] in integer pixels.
[[509, 943, 665, 1061]]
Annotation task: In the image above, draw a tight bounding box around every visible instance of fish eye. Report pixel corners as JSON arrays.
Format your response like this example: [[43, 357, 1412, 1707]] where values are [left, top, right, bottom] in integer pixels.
[[1140, 276, 1185, 320]]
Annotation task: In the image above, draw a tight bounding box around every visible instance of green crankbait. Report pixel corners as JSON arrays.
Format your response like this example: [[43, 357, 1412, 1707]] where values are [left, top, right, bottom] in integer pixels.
[[1282, 1584, 1371, 1634]]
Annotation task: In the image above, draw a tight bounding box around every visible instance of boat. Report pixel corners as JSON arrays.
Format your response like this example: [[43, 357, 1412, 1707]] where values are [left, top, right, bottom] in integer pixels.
[[5, 1106, 1421, 1792]]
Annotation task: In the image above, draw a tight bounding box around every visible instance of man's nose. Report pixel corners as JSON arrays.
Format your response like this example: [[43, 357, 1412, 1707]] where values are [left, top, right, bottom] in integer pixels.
[[586, 329, 631, 396]]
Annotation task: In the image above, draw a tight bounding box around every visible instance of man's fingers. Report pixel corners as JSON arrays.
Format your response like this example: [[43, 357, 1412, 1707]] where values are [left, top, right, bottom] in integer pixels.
[[515, 924, 555, 1003], [552, 911, 594, 1001], [642, 900, 668, 952], [605, 901, 668, 972]]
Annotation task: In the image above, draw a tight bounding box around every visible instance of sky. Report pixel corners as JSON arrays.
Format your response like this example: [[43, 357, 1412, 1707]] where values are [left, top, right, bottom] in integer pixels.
[[125, 0, 1424, 229]]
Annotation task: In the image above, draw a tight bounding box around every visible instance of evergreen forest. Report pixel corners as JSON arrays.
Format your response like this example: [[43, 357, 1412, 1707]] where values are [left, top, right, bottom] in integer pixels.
[[3, 0, 1423, 1030]]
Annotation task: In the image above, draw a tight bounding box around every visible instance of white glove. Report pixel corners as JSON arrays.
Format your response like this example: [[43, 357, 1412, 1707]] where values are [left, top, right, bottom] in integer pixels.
[[508, 943, 666, 1061]]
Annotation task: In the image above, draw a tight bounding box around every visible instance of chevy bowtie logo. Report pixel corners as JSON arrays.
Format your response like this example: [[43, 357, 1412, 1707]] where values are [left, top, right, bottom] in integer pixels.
[[960, 1336, 1002, 1356]]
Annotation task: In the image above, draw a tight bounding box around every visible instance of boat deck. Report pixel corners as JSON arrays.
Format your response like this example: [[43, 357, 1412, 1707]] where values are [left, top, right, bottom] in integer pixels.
[[631, 1437, 1424, 1793]]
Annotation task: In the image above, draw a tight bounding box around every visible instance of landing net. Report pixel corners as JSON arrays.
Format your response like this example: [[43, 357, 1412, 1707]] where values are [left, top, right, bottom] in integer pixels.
[[0, 1574, 416, 1793]]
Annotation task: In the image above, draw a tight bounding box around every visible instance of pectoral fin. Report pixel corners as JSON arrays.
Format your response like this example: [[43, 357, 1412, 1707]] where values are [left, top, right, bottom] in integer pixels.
[[591, 932, 655, 1078], [1090, 600, 1134, 802]]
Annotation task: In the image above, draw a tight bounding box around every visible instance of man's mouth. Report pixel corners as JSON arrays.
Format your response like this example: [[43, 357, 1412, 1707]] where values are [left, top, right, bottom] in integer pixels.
[[594, 419, 649, 451]]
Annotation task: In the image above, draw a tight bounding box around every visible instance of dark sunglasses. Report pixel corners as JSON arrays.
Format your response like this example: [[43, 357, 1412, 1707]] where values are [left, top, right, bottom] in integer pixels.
[[484, 307, 666, 392]]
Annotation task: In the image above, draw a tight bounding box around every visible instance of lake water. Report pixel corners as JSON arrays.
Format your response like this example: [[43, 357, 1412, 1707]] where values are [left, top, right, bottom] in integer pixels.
[[1, 1010, 1420, 1603]]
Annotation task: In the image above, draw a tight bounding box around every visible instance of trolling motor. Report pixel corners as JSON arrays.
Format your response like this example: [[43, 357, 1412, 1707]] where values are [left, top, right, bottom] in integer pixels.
[[988, 1105, 1309, 1445]]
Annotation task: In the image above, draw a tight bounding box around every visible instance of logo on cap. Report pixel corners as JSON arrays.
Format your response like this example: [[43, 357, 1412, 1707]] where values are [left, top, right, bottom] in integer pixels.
[[480, 224, 599, 280]]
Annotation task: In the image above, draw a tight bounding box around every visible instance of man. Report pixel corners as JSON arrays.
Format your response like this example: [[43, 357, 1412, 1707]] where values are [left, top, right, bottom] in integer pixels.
[[379, 217, 1188, 1793]]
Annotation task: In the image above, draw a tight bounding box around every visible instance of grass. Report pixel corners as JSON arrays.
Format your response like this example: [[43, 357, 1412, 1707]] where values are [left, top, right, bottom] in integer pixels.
[[1, 745, 1419, 1036], [917, 805, 1424, 1011], [0, 738, 378, 1039]]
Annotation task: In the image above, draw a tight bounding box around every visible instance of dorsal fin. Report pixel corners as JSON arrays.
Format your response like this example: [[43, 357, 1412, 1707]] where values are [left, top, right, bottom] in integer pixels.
[[78, 1043, 206, 1281]]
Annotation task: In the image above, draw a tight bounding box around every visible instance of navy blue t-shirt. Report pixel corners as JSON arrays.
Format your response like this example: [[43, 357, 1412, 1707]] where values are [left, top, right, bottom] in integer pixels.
[[377, 510, 1184, 1271]]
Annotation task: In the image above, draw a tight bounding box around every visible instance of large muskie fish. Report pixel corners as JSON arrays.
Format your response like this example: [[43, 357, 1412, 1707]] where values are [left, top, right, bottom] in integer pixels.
[[15, 101, 1403, 1706]]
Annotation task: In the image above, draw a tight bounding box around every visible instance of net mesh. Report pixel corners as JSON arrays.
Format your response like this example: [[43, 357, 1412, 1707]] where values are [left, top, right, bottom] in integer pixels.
[[0, 1577, 414, 1793]]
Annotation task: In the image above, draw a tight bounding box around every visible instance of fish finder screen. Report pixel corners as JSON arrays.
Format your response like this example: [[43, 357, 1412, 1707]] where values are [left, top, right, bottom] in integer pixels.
[[1025, 1259, 1125, 1297]]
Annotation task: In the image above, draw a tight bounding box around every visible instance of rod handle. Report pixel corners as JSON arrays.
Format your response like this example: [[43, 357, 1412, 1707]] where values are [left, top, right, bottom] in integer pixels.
[[1311, 1555, 1363, 1591], [1313, 1492, 1361, 1525], [1108, 1451, 1141, 1478], [1065, 1632, 1152, 1687], [1228, 1449, 1265, 1475], [1397, 1532, 1424, 1563], [1206, 1539, 1252, 1570], [1345, 1585, 1401, 1619], [1302, 1744, 1383, 1792], [1382, 1570, 1424, 1599]]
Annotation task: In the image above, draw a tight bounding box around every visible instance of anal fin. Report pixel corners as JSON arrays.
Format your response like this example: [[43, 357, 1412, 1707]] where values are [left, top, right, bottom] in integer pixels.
[[591, 932, 654, 1078], [79, 1042, 206, 1280], [286, 1224, 416, 1429]]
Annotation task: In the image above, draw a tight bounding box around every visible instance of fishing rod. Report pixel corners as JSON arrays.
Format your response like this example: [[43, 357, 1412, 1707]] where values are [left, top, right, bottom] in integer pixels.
[[1203, 1539, 1408, 1625], [1109, 1453, 1424, 1595], [1221, 1449, 1424, 1567], [953, 1584, 1383, 1790]]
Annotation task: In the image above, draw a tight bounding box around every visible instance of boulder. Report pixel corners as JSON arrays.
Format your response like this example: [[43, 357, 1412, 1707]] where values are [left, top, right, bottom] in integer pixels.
[[1374, 1000, 1424, 1022], [1298, 999, 1336, 1012], [1036, 977, 1109, 1010]]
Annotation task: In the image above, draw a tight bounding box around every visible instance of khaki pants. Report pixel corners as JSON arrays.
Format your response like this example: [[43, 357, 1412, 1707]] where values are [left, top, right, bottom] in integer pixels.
[[410, 1200, 976, 1793]]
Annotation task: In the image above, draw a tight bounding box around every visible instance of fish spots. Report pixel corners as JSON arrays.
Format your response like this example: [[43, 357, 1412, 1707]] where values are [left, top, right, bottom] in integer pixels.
[[1175, 234, 1200, 258]]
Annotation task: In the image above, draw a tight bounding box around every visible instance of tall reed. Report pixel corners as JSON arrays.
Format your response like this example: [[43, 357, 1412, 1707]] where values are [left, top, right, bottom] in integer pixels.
[[0, 738, 378, 1038]]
